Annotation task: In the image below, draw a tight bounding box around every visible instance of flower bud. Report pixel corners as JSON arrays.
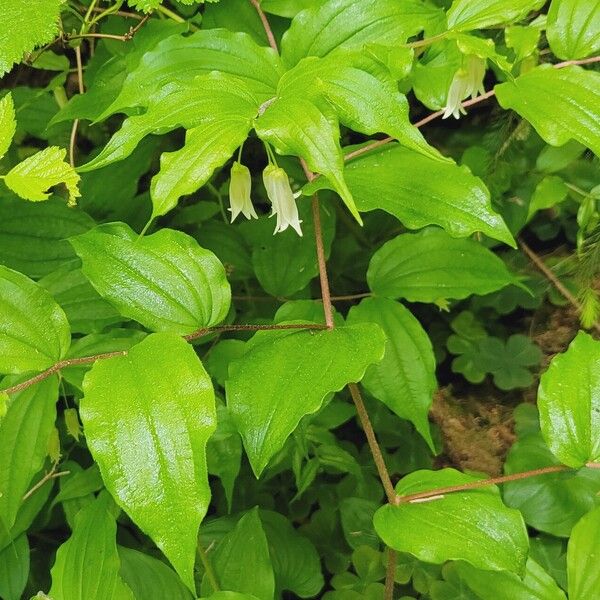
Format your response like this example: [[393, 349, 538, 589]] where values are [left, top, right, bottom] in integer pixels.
[[228, 161, 257, 222], [442, 55, 486, 120], [262, 164, 303, 236]]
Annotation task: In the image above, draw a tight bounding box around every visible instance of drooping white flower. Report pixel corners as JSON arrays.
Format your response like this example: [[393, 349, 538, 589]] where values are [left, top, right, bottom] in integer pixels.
[[262, 164, 303, 236], [442, 55, 486, 120], [228, 161, 257, 222]]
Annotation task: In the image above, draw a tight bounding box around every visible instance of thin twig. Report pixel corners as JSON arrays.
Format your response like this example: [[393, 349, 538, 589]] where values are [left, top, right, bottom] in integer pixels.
[[348, 384, 397, 504], [22, 466, 70, 501], [249, 0, 279, 52], [184, 323, 327, 341], [197, 542, 220, 592], [384, 549, 397, 600], [519, 239, 600, 335], [68, 44, 85, 168], [311, 196, 335, 328]]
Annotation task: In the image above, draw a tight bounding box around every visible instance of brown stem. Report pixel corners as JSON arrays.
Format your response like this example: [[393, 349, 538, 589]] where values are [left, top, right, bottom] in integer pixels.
[[68, 44, 85, 168], [183, 322, 327, 341], [384, 549, 397, 600], [248, 0, 278, 52], [311, 195, 335, 328], [348, 384, 397, 504], [554, 55, 600, 68], [329, 292, 371, 302], [519, 239, 600, 335], [22, 467, 70, 501]]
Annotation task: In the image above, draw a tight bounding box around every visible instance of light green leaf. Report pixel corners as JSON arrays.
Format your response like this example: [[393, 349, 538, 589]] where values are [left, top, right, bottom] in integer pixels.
[[0, 266, 70, 374], [226, 324, 386, 476], [495, 65, 600, 157], [0, 196, 93, 279], [255, 96, 360, 223], [538, 331, 600, 468], [101, 29, 282, 119], [202, 508, 275, 599], [80, 333, 217, 589], [347, 298, 436, 451], [118, 546, 193, 600], [0, 0, 62, 76], [202, 593, 261, 600], [567, 505, 600, 599], [0, 376, 58, 532], [70, 224, 231, 335], [0, 534, 29, 600], [305, 145, 514, 246], [447, 0, 545, 31], [547, 0, 600, 60], [4, 147, 80, 206], [49, 493, 135, 600], [528, 175, 569, 220], [281, 0, 443, 67], [367, 228, 520, 303], [452, 558, 566, 600], [373, 469, 529, 574], [0, 93, 16, 160]]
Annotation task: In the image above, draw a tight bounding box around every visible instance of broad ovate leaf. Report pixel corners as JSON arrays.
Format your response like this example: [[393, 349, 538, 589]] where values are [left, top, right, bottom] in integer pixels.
[[373, 469, 529, 574], [0, 534, 29, 600], [547, 0, 600, 60], [0, 266, 70, 374], [4, 147, 80, 206], [347, 298, 436, 451], [71, 224, 231, 335], [49, 493, 135, 600], [305, 145, 514, 246], [495, 65, 600, 157], [447, 0, 545, 31], [0, 93, 16, 160], [80, 333, 217, 590], [226, 324, 386, 476], [537, 331, 600, 468], [367, 228, 520, 303], [567, 505, 600, 599]]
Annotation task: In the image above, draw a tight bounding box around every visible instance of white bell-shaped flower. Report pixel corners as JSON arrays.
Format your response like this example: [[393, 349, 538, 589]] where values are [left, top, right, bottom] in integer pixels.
[[262, 164, 303, 236], [228, 161, 257, 222], [442, 55, 486, 120]]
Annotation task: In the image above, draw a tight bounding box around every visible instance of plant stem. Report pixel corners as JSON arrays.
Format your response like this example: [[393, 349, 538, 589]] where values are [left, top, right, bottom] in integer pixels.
[[311, 195, 335, 328], [384, 549, 397, 600], [183, 323, 328, 341], [348, 384, 397, 504], [22, 467, 70, 501], [197, 542, 220, 592], [248, 0, 278, 52], [68, 44, 85, 168]]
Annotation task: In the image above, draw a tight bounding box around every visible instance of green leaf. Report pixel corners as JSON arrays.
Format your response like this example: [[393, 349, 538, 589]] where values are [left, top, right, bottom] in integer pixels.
[[304, 145, 515, 246], [446, 0, 545, 31], [80, 333, 217, 590], [280, 0, 443, 67], [0, 376, 58, 533], [547, 0, 600, 60], [118, 546, 193, 600], [495, 66, 600, 158], [347, 297, 436, 451], [71, 224, 231, 335], [0, 534, 29, 600], [226, 323, 386, 476], [0, 93, 16, 160], [0, 0, 62, 76], [538, 331, 600, 468], [528, 175, 569, 220], [203, 508, 275, 600], [567, 505, 600, 599], [101, 29, 282, 119], [49, 493, 135, 600], [255, 96, 360, 223], [0, 266, 70, 374], [4, 147, 81, 206], [0, 195, 94, 279], [367, 228, 520, 303], [373, 469, 529, 574], [451, 558, 566, 600], [202, 593, 261, 600]]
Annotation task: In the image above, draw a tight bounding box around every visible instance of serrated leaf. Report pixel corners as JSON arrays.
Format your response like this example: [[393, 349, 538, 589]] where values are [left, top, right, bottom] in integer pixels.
[[70, 224, 231, 335], [567, 505, 600, 599], [447, 0, 545, 31], [49, 493, 135, 600], [0, 375, 58, 532], [367, 228, 520, 303], [347, 297, 436, 451], [255, 96, 361, 223], [495, 65, 600, 157], [80, 333, 217, 589], [373, 469, 529, 574], [0, 0, 63, 76], [280, 0, 443, 67], [304, 145, 514, 246], [0, 93, 16, 160], [4, 147, 80, 206], [0, 534, 29, 600], [537, 331, 600, 468], [547, 0, 600, 60], [0, 266, 70, 374], [226, 323, 386, 476]]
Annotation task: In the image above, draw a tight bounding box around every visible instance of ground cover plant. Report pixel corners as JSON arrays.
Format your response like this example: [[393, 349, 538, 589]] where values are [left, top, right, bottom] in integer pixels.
[[0, 0, 600, 598]]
